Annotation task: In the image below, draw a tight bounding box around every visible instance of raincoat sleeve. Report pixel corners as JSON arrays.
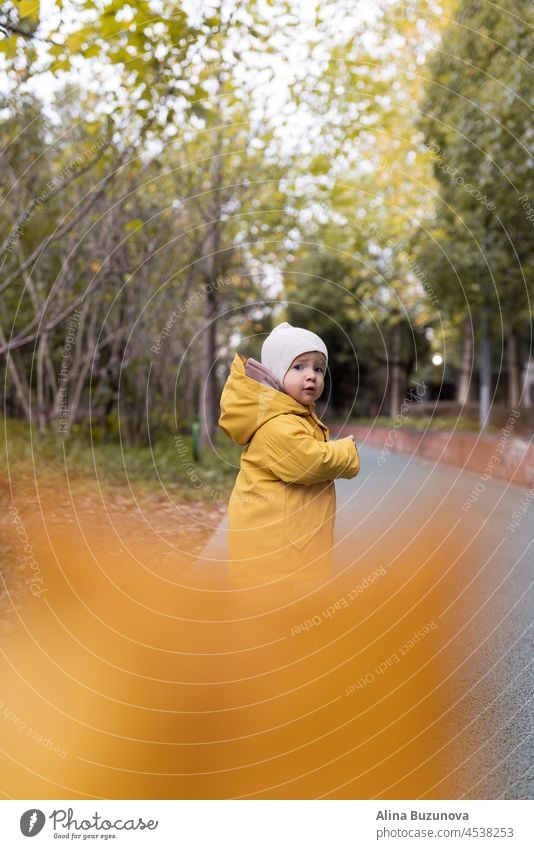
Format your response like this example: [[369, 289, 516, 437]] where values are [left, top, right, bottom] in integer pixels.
[[255, 416, 360, 485]]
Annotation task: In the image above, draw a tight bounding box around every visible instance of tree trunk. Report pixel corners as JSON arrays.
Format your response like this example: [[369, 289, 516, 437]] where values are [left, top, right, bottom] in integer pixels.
[[36, 333, 47, 435], [479, 227, 492, 431], [507, 326, 521, 410], [479, 303, 492, 431], [183, 362, 197, 424], [198, 113, 226, 448], [200, 283, 218, 446], [457, 318, 474, 405], [63, 305, 89, 434], [17, 250, 58, 426], [0, 322, 31, 421], [389, 322, 404, 417]]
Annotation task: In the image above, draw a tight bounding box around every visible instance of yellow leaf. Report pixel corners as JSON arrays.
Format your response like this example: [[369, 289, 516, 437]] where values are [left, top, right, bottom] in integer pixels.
[[18, 1, 40, 25], [66, 32, 87, 53]]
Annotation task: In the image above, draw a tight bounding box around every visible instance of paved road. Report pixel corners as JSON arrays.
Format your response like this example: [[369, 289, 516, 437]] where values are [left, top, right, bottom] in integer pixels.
[[197, 445, 534, 799], [336, 445, 533, 800]]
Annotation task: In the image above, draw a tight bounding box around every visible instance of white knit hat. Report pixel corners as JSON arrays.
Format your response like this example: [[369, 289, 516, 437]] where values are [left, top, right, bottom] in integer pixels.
[[260, 322, 328, 386]]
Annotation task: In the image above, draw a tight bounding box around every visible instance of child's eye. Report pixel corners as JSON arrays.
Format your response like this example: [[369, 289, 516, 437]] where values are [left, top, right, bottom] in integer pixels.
[[315, 367, 324, 373], [294, 364, 303, 370]]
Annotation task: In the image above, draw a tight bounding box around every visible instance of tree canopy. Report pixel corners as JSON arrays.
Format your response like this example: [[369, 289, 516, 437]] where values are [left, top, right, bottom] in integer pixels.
[[1, 0, 532, 440]]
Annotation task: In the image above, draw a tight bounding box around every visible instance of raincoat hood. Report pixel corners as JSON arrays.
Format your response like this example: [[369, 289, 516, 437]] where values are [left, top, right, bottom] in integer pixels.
[[219, 353, 318, 446]]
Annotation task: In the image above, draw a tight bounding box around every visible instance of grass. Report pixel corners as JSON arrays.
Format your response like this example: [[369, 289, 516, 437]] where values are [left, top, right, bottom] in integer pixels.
[[347, 415, 485, 433], [0, 416, 242, 503]]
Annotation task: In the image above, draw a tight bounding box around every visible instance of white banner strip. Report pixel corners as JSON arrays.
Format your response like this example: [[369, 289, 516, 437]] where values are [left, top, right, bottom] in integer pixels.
[[1, 799, 532, 848]]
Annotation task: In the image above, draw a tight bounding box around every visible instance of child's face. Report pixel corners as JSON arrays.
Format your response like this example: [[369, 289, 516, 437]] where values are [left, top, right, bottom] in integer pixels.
[[283, 351, 326, 406]]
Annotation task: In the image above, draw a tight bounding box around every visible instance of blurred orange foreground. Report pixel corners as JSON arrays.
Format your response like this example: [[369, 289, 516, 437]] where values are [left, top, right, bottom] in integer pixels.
[[0, 485, 468, 800]]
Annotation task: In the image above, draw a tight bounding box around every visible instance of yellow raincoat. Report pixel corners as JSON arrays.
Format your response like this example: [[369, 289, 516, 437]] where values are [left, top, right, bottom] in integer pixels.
[[218, 353, 360, 588]]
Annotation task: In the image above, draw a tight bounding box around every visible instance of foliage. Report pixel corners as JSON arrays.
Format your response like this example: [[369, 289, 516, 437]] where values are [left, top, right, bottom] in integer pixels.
[[1, 0, 532, 441], [417, 0, 534, 347]]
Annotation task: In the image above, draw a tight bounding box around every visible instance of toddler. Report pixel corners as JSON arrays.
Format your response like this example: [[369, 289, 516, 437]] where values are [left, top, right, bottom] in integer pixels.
[[218, 322, 360, 590]]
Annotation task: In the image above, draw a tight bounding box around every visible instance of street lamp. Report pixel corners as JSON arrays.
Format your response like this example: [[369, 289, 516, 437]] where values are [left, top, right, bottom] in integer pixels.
[[431, 352, 444, 401]]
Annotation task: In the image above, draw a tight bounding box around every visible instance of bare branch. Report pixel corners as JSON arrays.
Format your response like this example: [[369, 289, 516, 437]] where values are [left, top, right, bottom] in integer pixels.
[[0, 170, 113, 297]]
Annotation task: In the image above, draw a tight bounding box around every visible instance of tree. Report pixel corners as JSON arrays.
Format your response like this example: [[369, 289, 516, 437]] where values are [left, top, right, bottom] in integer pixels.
[[0, 1, 302, 445], [417, 0, 534, 419], [268, 0, 449, 415]]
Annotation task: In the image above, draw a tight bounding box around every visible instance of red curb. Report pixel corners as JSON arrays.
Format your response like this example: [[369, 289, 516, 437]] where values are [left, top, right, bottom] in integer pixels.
[[330, 424, 534, 488]]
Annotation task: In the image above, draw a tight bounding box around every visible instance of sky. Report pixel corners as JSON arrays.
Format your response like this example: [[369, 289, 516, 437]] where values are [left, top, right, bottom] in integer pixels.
[[4, 0, 383, 126]]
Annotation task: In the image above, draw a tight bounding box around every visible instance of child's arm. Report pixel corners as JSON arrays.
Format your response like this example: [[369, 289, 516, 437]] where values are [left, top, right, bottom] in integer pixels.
[[254, 416, 360, 486]]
